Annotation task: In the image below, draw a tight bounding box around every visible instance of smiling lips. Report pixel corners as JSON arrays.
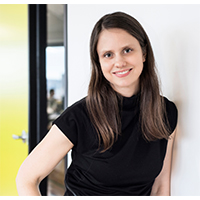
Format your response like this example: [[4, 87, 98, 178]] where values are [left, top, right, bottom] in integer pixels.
[[113, 68, 133, 78]]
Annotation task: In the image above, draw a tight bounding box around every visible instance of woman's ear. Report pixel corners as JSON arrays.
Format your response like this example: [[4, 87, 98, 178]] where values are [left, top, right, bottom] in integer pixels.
[[142, 45, 147, 62], [143, 53, 146, 62]]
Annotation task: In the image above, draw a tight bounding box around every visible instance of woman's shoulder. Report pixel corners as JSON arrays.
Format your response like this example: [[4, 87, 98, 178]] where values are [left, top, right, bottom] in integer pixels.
[[52, 97, 88, 146], [163, 96, 177, 114], [162, 96, 178, 133], [54, 97, 88, 123]]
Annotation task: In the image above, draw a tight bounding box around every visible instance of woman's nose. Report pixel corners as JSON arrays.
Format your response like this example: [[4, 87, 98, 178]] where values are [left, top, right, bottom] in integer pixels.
[[114, 55, 126, 68]]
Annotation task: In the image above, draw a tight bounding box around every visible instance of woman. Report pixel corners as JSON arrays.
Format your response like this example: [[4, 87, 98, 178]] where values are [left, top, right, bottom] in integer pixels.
[[16, 11, 178, 196]]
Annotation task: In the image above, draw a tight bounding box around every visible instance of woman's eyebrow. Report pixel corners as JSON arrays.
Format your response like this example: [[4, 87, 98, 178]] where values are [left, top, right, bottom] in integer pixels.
[[99, 44, 134, 53]]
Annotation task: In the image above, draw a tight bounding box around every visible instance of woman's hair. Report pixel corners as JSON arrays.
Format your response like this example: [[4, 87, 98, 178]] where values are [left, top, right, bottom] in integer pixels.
[[86, 11, 171, 152]]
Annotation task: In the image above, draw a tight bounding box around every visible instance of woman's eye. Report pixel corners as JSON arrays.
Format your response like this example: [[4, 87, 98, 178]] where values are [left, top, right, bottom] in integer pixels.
[[104, 52, 112, 58], [124, 48, 132, 53]]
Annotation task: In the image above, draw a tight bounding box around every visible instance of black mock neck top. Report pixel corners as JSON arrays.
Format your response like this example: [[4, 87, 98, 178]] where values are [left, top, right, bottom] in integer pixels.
[[53, 94, 178, 196]]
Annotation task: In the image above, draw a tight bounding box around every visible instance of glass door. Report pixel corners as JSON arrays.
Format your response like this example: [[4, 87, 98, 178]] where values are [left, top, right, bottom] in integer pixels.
[[46, 46, 66, 195], [46, 4, 66, 196]]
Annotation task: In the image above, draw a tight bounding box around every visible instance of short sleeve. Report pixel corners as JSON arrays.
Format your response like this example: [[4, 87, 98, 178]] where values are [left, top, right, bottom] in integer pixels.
[[52, 108, 78, 145], [164, 97, 178, 134]]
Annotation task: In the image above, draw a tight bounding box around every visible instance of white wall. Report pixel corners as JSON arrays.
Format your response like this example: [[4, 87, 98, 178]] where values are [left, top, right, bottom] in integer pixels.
[[68, 4, 200, 195]]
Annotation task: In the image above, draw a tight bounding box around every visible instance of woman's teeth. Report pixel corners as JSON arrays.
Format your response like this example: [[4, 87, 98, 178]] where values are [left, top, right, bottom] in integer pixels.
[[115, 69, 131, 75]]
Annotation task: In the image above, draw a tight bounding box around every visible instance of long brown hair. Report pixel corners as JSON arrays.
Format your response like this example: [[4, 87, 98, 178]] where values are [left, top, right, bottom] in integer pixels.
[[86, 11, 171, 152]]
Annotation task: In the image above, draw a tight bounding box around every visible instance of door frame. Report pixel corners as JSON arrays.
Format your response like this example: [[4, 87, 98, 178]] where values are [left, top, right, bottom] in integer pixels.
[[28, 4, 48, 195]]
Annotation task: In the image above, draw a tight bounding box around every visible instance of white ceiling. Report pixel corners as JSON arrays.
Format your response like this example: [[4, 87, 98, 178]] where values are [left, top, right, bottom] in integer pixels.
[[47, 4, 64, 45]]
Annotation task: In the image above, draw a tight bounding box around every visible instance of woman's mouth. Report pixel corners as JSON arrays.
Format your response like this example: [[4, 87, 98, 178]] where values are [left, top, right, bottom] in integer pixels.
[[113, 68, 132, 77]]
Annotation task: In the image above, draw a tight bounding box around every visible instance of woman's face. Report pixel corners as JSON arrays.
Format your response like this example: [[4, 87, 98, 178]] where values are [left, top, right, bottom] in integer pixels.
[[97, 28, 145, 97]]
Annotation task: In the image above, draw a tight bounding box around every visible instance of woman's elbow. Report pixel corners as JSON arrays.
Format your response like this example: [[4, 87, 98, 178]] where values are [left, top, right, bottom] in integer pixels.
[[16, 165, 41, 196]]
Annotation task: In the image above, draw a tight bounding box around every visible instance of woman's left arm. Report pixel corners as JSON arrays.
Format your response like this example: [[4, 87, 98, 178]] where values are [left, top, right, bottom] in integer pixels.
[[150, 127, 177, 196]]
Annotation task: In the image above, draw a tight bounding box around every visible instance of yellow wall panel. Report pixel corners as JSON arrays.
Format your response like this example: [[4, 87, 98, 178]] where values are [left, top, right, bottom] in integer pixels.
[[0, 4, 28, 195]]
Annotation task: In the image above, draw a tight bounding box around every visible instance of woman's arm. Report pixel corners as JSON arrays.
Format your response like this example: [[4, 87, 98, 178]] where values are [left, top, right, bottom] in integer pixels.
[[150, 127, 177, 196], [16, 124, 73, 196]]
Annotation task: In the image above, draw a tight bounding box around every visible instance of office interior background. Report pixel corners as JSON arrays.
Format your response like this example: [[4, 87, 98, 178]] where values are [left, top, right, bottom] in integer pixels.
[[0, 4, 200, 196]]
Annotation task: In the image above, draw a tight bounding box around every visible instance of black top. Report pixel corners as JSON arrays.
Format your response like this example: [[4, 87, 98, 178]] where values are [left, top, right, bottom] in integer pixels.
[[53, 94, 178, 196]]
